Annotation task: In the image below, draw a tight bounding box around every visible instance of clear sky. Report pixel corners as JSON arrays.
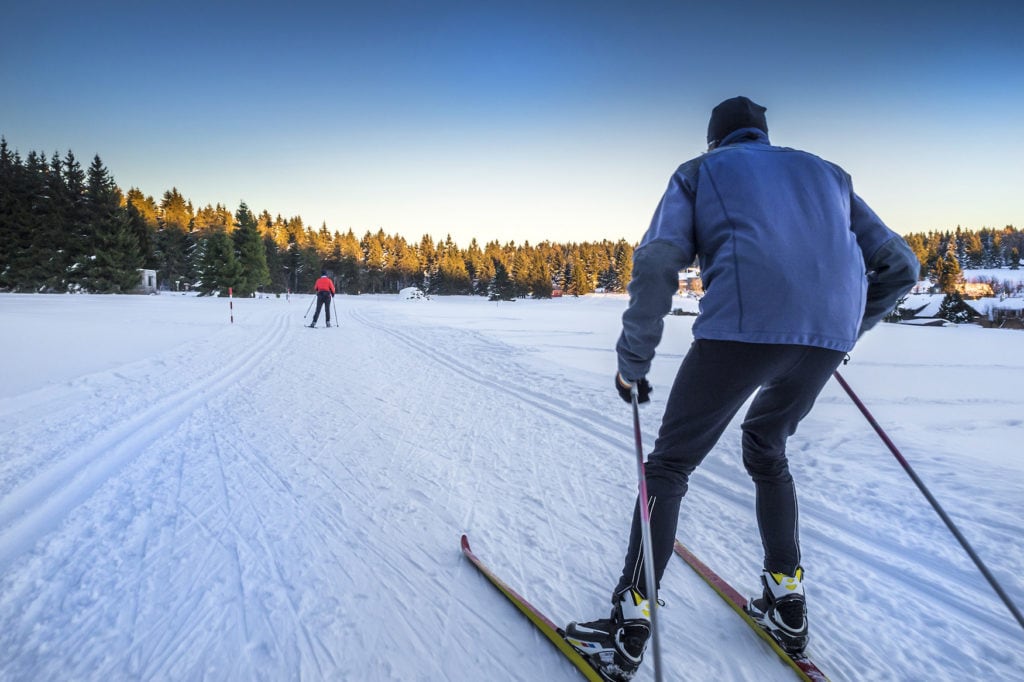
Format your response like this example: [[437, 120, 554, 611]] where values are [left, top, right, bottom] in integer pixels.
[[2, 0, 1022, 246]]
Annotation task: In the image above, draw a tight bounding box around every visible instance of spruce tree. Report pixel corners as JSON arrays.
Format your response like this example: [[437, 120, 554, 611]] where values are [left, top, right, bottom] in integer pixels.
[[335, 229, 362, 294], [125, 188, 158, 268], [14, 151, 65, 291], [156, 188, 195, 291], [232, 201, 270, 296], [362, 231, 386, 293], [529, 250, 553, 298], [81, 155, 143, 292], [488, 258, 516, 301], [614, 239, 634, 292], [262, 233, 285, 293], [0, 145, 34, 290], [938, 292, 973, 324], [60, 151, 89, 290], [392, 239, 421, 290], [936, 239, 963, 294], [283, 234, 304, 293], [195, 228, 242, 296], [0, 138, 15, 289]]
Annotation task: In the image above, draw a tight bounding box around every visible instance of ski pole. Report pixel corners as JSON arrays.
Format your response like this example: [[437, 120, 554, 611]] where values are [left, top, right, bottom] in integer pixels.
[[333, 296, 338, 327], [303, 297, 314, 319], [833, 370, 1024, 633], [631, 385, 664, 682]]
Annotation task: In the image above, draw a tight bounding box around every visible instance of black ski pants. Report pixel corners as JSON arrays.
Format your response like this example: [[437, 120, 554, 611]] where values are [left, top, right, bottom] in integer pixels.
[[311, 291, 332, 325], [614, 340, 845, 600]]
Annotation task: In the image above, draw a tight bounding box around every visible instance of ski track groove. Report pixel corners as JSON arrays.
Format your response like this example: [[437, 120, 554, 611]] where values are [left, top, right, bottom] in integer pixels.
[[4, 297, 1019, 681], [681, 429, 1021, 647], [353, 304, 1022, 678], [0, 310, 292, 573], [215, 426, 331, 680], [349, 306, 637, 457]]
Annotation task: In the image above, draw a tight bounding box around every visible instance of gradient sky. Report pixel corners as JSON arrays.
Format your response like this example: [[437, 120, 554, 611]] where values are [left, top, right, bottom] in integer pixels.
[[3, 0, 1022, 246]]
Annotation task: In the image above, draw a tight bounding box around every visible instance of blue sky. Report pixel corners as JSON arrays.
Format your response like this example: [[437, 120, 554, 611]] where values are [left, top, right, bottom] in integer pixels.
[[2, 0, 1022, 246]]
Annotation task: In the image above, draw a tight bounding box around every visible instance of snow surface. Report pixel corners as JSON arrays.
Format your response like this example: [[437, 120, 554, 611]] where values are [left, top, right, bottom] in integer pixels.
[[0, 292, 1021, 681]]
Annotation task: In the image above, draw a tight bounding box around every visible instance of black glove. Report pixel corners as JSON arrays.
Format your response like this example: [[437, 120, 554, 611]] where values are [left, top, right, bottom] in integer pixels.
[[615, 372, 652, 404]]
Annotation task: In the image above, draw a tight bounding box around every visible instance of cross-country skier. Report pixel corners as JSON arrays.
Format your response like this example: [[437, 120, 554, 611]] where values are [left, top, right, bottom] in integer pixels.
[[565, 96, 919, 681], [309, 271, 336, 328]]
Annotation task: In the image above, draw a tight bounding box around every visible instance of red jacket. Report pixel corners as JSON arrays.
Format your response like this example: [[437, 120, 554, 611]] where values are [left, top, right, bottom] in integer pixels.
[[314, 276, 335, 295]]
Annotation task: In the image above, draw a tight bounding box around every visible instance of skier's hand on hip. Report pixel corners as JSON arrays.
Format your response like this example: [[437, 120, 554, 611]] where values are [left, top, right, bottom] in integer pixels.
[[615, 372, 652, 404]]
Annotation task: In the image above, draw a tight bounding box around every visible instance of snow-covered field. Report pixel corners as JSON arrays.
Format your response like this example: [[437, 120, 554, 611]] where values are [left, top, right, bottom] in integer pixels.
[[0, 292, 1021, 681]]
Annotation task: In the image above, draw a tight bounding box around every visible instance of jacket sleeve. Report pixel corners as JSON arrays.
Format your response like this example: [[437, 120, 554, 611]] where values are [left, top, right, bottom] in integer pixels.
[[859, 236, 919, 336], [849, 192, 920, 335], [617, 242, 690, 379], [616, 170, 697, 380]]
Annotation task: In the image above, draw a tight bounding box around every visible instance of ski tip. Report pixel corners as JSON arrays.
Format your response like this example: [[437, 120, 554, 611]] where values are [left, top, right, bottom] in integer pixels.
[[460, 534, 470, 551]]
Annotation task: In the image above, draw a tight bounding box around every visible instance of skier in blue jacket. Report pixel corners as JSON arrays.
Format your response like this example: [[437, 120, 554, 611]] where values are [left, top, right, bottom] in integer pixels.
[[566, 96, 919, 681]]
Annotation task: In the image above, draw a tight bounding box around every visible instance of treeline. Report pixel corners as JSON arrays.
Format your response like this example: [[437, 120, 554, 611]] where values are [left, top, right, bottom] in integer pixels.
[[0, 138, 634, 298], [903, 225, 1022, 294]]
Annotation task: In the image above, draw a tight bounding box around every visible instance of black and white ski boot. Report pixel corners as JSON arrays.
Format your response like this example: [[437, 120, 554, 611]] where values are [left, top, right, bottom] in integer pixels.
[[746, 567, 808, 655], [565, 587, 651, 681]]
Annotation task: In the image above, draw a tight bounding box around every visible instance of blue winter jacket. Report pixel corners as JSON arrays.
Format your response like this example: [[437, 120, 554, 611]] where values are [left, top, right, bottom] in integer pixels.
[[617, 128, 919, 380]]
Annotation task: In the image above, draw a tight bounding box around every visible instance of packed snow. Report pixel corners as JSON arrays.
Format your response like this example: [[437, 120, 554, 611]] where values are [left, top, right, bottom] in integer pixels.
[[0, 291, 1021, 681]]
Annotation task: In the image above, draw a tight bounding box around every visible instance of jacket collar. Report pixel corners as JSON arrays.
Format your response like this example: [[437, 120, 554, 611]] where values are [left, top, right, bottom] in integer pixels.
[[719, 127, 770, 147]]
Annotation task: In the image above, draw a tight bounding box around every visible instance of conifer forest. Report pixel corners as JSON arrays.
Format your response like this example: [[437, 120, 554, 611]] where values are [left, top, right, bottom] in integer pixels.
[[1, 137, 1020, 298]]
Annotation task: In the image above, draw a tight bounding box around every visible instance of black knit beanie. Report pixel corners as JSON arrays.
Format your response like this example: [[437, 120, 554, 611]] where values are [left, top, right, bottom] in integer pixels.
[[707, 96, 768, 146]]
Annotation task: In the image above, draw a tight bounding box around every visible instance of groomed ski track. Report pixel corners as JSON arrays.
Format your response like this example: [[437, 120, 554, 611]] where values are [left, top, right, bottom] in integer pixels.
[[0, 293, 1020, 681]]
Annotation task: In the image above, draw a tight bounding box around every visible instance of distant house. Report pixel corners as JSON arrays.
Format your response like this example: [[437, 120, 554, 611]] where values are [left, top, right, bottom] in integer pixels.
[[974, 296, 1024, 328], [132, 269, 158, 294], [678, 267, 703, 295], [962, 281, 994, 299]]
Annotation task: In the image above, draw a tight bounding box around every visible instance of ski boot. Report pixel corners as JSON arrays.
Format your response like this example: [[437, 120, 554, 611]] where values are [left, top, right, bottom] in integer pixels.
[[746, 567, 808, 655], [565, 587, 651, 681]]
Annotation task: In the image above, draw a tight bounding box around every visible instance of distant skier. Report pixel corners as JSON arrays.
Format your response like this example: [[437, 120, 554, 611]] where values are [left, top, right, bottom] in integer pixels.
[[565, 96, 919, 680], [308, 271, 336, 328]]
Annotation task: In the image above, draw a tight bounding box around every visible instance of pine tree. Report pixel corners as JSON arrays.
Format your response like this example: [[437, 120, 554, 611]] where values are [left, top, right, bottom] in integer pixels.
[[935, 238, 963, 294], [156, 188, 194, 291], [195, 228, 242, 296], [262, 232, 285, 293], [488, 258, 516, 301], [362, 230, 386, 293], [232, 201, 270, 296], [10, 151, 69, 291], [566, 249, 594, 296], [86, 210, 144, 292], [435, 235, 469, 294], [0, 138, 15, 290], [527, 249, 552, 298], [613, 239, 634, 292], [417, 234, 438, 293], [0, 144, 35, 290], [125, 188, 158, 268], [80, 155, 143, 292], [60, 151, 89, 290], [392, 238, 421, 290], [335, 229, 362, 294], [938, 292, 973, 324]]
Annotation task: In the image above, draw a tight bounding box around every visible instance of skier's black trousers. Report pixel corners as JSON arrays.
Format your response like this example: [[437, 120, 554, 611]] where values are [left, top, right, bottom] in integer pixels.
[[615, 340, 845, 600], [311, 291, 332, 325]]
